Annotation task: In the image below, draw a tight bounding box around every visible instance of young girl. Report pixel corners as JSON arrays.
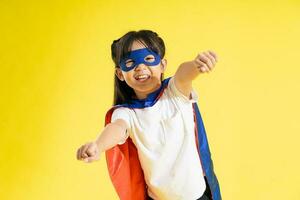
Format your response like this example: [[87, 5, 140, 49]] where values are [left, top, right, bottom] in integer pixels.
[[76, 30, 222, 200]]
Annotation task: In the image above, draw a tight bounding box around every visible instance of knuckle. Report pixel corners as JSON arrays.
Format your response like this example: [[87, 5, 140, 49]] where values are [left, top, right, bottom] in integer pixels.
[[201, 57, 208, 62], [87, 149, 93, 154]]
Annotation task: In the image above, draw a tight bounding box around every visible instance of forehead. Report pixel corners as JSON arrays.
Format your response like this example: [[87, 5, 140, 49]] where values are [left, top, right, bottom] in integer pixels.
[[130, 40, 147, 51]]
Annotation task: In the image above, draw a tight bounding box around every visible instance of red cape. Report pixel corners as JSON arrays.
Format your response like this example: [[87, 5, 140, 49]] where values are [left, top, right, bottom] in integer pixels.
[[105, 106, 148, 200]]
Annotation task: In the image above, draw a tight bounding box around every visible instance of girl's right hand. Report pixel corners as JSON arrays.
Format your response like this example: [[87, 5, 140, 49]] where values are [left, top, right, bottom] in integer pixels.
[[76, 141, 100, 163]]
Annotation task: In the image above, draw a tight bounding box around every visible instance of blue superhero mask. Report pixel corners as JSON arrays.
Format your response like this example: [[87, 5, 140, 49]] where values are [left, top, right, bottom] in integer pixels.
[[119, 48, 161, 72]]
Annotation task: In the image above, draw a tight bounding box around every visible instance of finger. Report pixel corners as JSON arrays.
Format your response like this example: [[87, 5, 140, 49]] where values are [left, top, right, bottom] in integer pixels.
[[194, 59, 210, 73], [77, 148, 84, 160], [79, 146, 84, 160], [198, 53, 213, 70], [81, 143, 91, 158], [86, 147, 96, 157], [87, 143, 99, 156], [84, 155, 99, 163], [196, 63, 209, 73], [203, 51, 216, 67], [208, 50, 218, 62], [77, 148, 81, 160]]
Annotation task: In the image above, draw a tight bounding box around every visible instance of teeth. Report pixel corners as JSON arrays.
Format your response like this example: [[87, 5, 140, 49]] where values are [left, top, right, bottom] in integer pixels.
[[137, 74, 149, 79]]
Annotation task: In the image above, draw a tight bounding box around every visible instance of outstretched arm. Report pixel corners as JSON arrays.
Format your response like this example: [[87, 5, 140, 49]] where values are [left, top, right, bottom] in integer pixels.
[[95, 119, 128, 153], [173, 50, 218, 98], [76, 119, 128, 163]]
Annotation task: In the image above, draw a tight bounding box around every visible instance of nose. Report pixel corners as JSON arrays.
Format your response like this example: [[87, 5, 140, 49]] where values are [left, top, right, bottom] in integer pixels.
[[134, 63, 148, 71]]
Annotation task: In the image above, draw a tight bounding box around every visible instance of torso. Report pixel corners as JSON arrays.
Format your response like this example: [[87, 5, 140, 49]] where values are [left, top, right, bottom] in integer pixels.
[[112, 77, 206, 200]]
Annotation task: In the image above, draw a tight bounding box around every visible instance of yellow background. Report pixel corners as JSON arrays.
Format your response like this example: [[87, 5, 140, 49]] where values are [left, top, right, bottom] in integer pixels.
[[1, 0, 299, 199]]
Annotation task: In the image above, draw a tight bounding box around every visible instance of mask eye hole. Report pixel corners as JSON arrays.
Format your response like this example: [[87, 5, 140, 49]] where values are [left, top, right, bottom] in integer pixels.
[[125, 59, 134, 67], [144, 55, 155, 63]]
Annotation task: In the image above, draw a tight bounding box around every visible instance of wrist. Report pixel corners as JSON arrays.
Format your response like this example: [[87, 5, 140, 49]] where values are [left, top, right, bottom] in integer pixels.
[[181, 60, 197, 68], [94, 138, 104, 153]]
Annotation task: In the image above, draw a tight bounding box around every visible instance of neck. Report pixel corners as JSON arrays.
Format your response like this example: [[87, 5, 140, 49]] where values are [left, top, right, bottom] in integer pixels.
[[133, 83, 161, 100]]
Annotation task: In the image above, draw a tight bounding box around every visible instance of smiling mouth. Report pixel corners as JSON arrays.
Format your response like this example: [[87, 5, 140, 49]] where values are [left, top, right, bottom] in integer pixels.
[[135, 74, 150, 82]]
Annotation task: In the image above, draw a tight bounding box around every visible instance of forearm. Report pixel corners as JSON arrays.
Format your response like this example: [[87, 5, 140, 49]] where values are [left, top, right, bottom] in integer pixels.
[[175, 61, 200, 85], [176, 50, 217, 84], [95, 122, 126, 153]]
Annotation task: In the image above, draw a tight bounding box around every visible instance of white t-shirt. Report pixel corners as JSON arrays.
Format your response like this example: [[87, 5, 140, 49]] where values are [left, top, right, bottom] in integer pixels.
[[111, 76, 206, 200]]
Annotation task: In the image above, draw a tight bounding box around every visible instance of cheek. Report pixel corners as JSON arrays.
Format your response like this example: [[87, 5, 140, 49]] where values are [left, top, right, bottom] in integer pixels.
[[122, 71, 135, 81], [151, 66, 163, 75]]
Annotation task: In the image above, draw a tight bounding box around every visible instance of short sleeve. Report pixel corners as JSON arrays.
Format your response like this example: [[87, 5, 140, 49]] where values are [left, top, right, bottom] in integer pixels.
[[111, 107, 131, 145], [168, 76, 199, 103]]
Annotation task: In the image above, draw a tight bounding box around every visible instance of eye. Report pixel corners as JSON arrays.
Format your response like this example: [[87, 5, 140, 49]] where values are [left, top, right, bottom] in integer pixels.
[[144, 55, 155, 63], [125, 59, 134, 67]]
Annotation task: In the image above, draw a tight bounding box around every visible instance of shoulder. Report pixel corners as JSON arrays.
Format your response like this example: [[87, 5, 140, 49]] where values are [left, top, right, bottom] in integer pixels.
[[110, 106, 132, 129], [104, 105, 132, 124], [111, 106, 131, 118]]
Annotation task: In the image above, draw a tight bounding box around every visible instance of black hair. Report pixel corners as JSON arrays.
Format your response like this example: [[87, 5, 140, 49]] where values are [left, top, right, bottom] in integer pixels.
[[111, 30, 166, 105]]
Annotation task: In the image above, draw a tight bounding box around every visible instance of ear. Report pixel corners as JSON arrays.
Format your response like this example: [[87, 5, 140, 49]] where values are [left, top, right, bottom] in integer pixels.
[[115, 67, 125, 81], [160, 58, 167, 72]]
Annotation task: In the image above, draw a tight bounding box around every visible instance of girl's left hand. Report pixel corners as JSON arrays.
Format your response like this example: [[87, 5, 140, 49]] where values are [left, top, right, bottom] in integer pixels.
[[193, 50, 218, 73]]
